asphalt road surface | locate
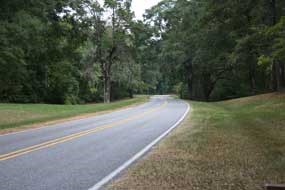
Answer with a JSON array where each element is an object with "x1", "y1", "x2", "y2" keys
[{"x1": 0, "y1": 95, "x2": 189, "y2": 190}]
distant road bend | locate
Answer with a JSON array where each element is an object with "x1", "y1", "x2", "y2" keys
[{"x1": 0, "y1": 95, "x2": 189, "y2": 190}]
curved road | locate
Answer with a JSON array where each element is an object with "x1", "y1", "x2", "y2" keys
[{"x1": 0, "y1": 96, "x2": 189, "y2": 190}]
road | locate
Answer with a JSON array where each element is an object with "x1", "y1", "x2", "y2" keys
[{"x1": 0, "y1": 96, "x2": 189, "y2": 190}]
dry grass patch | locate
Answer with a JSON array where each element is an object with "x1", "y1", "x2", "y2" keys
[{"x1": 108, "y1": 93, "x2": 285, "y2": 190}]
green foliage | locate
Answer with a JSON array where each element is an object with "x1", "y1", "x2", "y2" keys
[
  {"x1": 141, "y1": 0, "x2": 285, "y2": 100},
  {"x1": 267, "y1": 16, "x2": 285, "y2": 60},
  {"x1": 1, "y1": 0, "x2": 284, "y2": 103},
  {"x1": 0, "y1": 0, "x2": 142, "y2": 104},
  {"x1": 174, "y1": 82, "x2": 188, "y2": 99}
]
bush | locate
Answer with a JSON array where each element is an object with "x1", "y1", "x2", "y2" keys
[{"x1": 174, "y1": 82, "x2": 189, "y2": 99}]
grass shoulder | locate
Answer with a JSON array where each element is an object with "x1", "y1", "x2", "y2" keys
[
  {"x1": 109, "y1": 93, "x2": 285, "y2": 190},
  {"x1": 0, "y1": 95, "x2": 149, "y2": 134}
]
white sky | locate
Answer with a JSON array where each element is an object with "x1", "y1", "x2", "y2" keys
[
  {"x1": 131, "y1": 0, "x2": 162, "y2": 20},
  {"x1": 98, "y1": 0, "x2": 162, "y2": 20}
]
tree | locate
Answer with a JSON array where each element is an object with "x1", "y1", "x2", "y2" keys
[
  {"x1": 0, "y1": 0, "x2": 91, "y2": 103},
  {"x1": 142, "y1": 0, "x2": 285, "y2": 100}
]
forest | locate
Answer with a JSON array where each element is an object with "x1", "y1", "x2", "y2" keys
[{"x1": 1, "y1": 0, "x2": 285, "y2": 104}]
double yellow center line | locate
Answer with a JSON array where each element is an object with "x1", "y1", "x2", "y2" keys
[{"x1": 0, "y1": 101, "x2": 168, "y2": 161}]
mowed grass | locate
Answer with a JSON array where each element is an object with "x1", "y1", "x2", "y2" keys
[
  {"x1": 0, "y1": 95, "x2": 148, "y2": 131},
  {"x1": 109, "y1": 93, "x2": 285, "y2": 190}
]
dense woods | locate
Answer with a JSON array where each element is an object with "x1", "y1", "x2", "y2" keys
[
  {"x1": 146, "y1": 0, "x2": 285, "y2": 101},
  {"x1": 0, "y1": 0, "x2": 142, "y2": 104},
  {"x1": 0, "y1": 0, "x2": 285, "y2": 104}
]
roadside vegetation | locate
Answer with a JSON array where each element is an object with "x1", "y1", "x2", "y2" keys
[
  {"x1": 0, "y1": 95, "x2": 148, "y2": 132},
  {"x1": 109, "y1": 93, "x2": 285, "y2": 190},
  {"x1": 1, "y1": 1, "x2": 285, "y2": 105},
  {"x1": 1, "y1": 1, "x2": 285, "y2": 188}
]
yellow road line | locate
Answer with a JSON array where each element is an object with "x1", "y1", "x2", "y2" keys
[{"x1": 0, "y1": 101, "x2": 168, "y2": 161}]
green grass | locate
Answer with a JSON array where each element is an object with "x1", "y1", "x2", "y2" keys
[
  {"x1": 109, "y1": 93, "x2": 285, "y2": 190},
  {"x1": 0, "y1": 95, "x2": 148, "y2": 130}
]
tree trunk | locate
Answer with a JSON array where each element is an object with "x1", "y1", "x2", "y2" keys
[
  {"x1": 270, "y1": 0, "x2": 277, "y2": 24},
  {"x1": 185, "y1": 59, "x2": 193, "y2": 99},
  {"x1": 204, "y1": 81, "x2": 216, "y2": 102},
  {"x1": 103, "y1": 73, "x2": 111, "y2": 103},
  {"x1": 205, "y1": 88, "x2": 212, "y2": 102},
  {"x1": 249, "y1": 65, "x2": 257, "y2": 94},
  {"x1": 128, "y1": 88, "x2": 133, "y2": 98},
  {"x1": 202, "y1": 73, "x2": 214, "y2": 102},
  {"x1": 270, "y1": 0, "x2": 280, "y2": 91},
  {"x1": 272, "y1": 60, "x2": 284, "y2": 91},
  {"x1": 280, "y1": 62, "x2": 285, "y2": 89}
]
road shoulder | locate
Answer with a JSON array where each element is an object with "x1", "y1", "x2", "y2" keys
[{"x1": 0, "y1": 96, "x2": 148, "y2": 135}]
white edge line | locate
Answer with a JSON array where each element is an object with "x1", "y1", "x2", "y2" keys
[{"x1": 88, "y1": 101, "x2": 190, "y2": 190}]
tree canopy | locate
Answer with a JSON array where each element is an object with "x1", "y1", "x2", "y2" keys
[
  {"x1": 142, "y1": 0, "x2": 285, "y2": 100},
  {"x1": 0, "y1": 0, "x2": 284, "y2": 103}
]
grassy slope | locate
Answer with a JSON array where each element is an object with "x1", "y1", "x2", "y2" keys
[
  {"x1": 0, "y1": 95, "x2": 148, "y2": 130},
  {"x1": 109, "y1": 93, "x2": 285, "y2": 190}
]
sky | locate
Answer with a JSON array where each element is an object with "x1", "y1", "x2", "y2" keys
[
  {"x1": 131, "y1": 0, "x2": 162, "y2": 20},
  {"x1": 98, "y1": 0, "x2": 162, "y2": 20}
]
